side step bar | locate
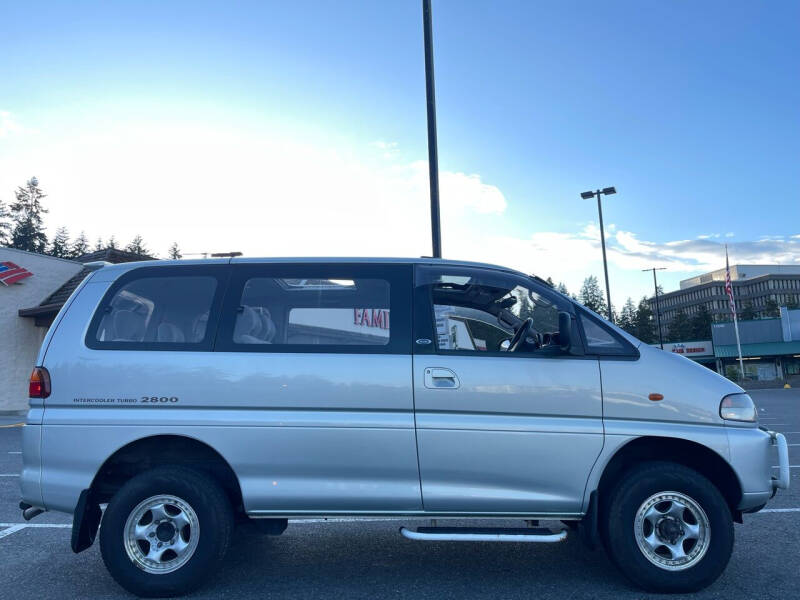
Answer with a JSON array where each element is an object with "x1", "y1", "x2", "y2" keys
[{"x1": 399, "y1": 526, "x2": 567, "y2": 543}]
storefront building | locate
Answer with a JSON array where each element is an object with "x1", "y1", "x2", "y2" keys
[
  {"x1": 653, "y1": 340, "x2": 716, "y2": 369},
  {"x1": 711, "y1": 307, "x2": 800, "y2": 382},
  {"x1": 0, "y1": 248, "x2": 83, "y2": 414}
]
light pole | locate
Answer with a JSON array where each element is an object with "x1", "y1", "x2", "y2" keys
[
  {"x1": 643, "y1": 267, "x2": 666, "y2": 348},
  {"x1": 422, "y1": 0, "x2": 442, "y2": 258},
  {"x1": 581, "y1": 187, "x2": 616, "y2": 322}
]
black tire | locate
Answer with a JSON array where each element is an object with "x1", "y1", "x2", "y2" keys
[
  {"x1": 601, "y1": 461, "x2": 733, "y2": 593},
  {"x1": 99, "y1": 466, "x2": 234, "y2": 598}
]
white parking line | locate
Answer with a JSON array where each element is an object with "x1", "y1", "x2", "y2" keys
[
  {"x1": 0, "y1": 525, "x2": 26, "y2": 539},
  {"x1": 7, "y1": 451, "x2": 21, "y2": 454},
  {"x1": 0, "y1": 474, "x2": 19, "y2": 477},
  {"x1": 772, "y1": 465, "x2": 800, "y2": 468},
  {"x1": 0, "y1": 523, "x2": 71, "y2": 528},
  {"x1": 757, "y1": 508, "x2": 800, "y2": 513}
]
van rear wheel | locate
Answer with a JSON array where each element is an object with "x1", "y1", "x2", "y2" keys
[
  {"x1": 99, "y1": 466, "x2": 233, "y2": 597},
  {"x1": 602, "y1": 461, "x2": 733, "y2": 593}
]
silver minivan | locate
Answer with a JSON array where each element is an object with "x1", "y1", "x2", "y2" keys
[{"x1": 19, "y1": 257, "x2": 790, "y2": 597}]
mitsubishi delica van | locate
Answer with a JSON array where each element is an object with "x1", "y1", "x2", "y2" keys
[{"x1": 19, "y1": 257, "x2": 790, "y2": 597}]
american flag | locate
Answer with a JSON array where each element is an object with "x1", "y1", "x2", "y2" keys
[
  {"x1": 0, "y1": 261, "x2": 34, "y2": 286},
  {"x1": 725, "y1": 247, "x2": 736, "y2": 317}
]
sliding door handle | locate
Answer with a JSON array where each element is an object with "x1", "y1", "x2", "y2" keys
[{"x1": 424, "y1": 368, "x2": 460, "y2": 389}]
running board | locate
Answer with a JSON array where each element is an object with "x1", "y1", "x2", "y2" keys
[{"x1": 399, "y1": 526, "x2": 567, "y2": 543}]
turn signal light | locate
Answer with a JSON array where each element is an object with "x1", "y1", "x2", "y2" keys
[{"x1": 29, "y1": 367, "x2": 51, "y2": 399}]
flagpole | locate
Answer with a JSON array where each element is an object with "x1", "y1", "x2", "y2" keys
[
  {"x1": 726, "y1": 245, "x2": 746, "y2": 380},
  {"x1": 732, "y1": 304, "x2": 745, "y2": 381}
]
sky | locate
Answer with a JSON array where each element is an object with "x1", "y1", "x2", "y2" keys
[{"x1": 1, "y1": 0, "x2": 799, "y2": 307}]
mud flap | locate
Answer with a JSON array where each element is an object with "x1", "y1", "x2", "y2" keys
[
  {"x1": 578, "y1": 490, "x2": 600, "y2": 550},
  {"x1": 71, "y1": 489, "x2": 101, "y2": 553}
]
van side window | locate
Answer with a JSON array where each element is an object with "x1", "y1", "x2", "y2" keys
[
  {"x1": 416, "y1": 265, "x2": 569, "y2": 355},
  {"x1": 578, "y1": 312, "x2": 627, "y2": 354},
  {"x1": 233, "y1": 277, "x2": 391, "y2": 346},
  {"x1": 95, "y1": 276, "x2": 217, "y2": 344}
]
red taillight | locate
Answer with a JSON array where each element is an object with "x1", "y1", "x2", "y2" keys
[{"x1": 29, "y1": 367, "x2": 51, "y2": 399}]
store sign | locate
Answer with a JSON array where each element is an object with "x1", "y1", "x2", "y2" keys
[
  {"x1": 658, "y1": 341, "x2": 713, "y2": 357},
  {"x1": 0, "y1": 261, "x2": 33, "y2": 286},
  {"x1": 353, "y1": 308, "x2": 390, "y2": 330}
]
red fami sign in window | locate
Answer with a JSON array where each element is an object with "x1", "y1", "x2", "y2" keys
[
  {"x1": 353, "y1": 308, "x2": 390, "y2": 329},
  {"x1": 0, "y1": 262, "x2": 33, "y2": 285}
]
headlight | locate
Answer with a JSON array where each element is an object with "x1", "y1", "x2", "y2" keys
[{"x1": 720, "y1": 393, "x2": 757, "y2": 422}]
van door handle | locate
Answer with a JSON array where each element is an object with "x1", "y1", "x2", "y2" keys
[{"x1": 424, "y1": 368, "x2": 460, "y2": 389}]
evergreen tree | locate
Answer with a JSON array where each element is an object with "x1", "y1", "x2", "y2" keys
[
  {"x1": 689, "y1": 304, "x2": 713, "y2": 340},
  {"x1": 515, "y1": 292, "x2": 536, "y2": 320},
  {"x1": 618, "y1": 298, "x2": 637, "y2": 335},
  {"x1": 556, "y1": 282, "x2": 569, "y2": 297},
  {"x1": 71, "y1": 231, "x2": 90, "y2": 257},
  {"x1": 94, "y1": 237, "x2": 104, "y2": 251},
  {"x1": 0, "y1": 200, "x2": 11, "y2": 246},
  {"x1": 740, "y1": 302, "x2": 756, "y2": 320},
  {"x1": 578, "y1": 276, "x2": 607, "y2": 315},
  {"x1": 125, "y1": 235, "x2": 149, "y2": 255},
  {"x1": 545, "y1": 276, "x2": 555, "y2": 288},
  {"x1": 49, "y1": 226, "x2": 71, "y2": 258},
  {"x1": 168, "y1": 242, "x2": 182, "y2": 260},
  {"x1": 668, "y1": 309, "x2": 693, "y2": 342},
  {"x1": 763, "y1": 297, "x2": 780, "y2": 318},
  {"x1": 633, "y1": 297, "x2": 656, "y2": 343},
  {"x1": 9, "y1": 177, "x2": 48, "y2": 253},
  {"x1": 107, "y1": 235, "x2": 118, "y2": 249}
]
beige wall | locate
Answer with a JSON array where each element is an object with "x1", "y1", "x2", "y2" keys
[{"x1": 0, "y1": 248, "x2": 83, "y2": 413}]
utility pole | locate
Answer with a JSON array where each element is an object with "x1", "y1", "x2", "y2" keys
[
  {"x1": 422, "y1": 0, "x2": 442, "y2": 258},
  {"x1": 580, "y1": 187, "x2": 617, "y2": 322},
  {"x1": 643, "y1": 267, "x2": 666, "y2": 348}
]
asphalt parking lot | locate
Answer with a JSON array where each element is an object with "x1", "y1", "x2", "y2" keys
[{"x1": 1, "y1": 388, "x2": 798, "y2": 599}]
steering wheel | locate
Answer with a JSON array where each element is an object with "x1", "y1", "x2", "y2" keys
[{"x1": 507, "y1": 318, "x2": 534, "y2": 352}]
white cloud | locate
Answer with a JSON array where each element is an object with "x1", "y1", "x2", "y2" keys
[
  {"x1": 0, "y1": 127, "x2": 507, "y2": 261},
  {"x1": 0, "y1": 111, "x2": 23, "y2": 138},
  {"x1": 369, "y1": 140, "x2": 399, "y2": 159},
  {"x1": 0, "y1": 120, "x2": 795, "y2": 308}
]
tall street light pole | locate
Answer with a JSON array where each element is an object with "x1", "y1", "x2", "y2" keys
[
  {"x1": 581, "y1": 187, "x2": 616, "y2": 322},
  {"x1": 643, "y1": 267, "x2": 666, "y2": 349},
  {"x1": 422, "y1": 0, "x2": 442, "y2": 258}
]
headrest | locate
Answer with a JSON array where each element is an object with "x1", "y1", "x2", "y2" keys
[{"x1": 113, "y1": 310, "x2": 146, "y2": 341}]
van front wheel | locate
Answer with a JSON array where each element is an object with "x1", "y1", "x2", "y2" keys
[
  {"x1": 602, "y1": 461, "x2": 733, "y2": 593},
  {"x1": 99, "y1": 466, "x2": 233, "y2": 597}
]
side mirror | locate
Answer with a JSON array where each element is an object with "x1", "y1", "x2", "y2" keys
[{"x1": 558, "y1": 311, "x2": 572, "y2": 352}]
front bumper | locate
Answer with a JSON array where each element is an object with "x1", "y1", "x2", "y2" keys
[
  {"x1": 769, "y1": 430, "x2": 790, "y2": 492},
  {"x1": 727, "y1": 426, "x2": 790, "y2": 511}
]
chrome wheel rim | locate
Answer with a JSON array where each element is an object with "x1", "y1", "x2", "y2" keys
[
  {"x1": 124, "y1": 494, "x2": 200, "y2": 574},
  {"x1": 634, "y1": 491, "x2": 710, "y2": 571}
]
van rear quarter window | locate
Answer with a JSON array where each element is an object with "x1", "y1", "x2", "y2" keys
[{"x1": 86, "y1": 266, "x2": 228, "y2": 351}]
